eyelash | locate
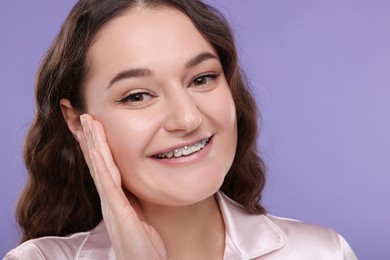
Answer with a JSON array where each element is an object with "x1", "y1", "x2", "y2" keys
[
  {"x1": 190, "y1": 73, "x2": 219, "y2": 88},
  {"x1": 117, "y1": 90, "x2": 153, "y2": 104},
  {"x1": 117, "y1": 73, "x2": 219, "y2": 104}
]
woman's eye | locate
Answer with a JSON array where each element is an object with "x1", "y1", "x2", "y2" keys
[
  {"x1": 190, "y1": 74, "x2": 218, "y2": 88},
  {"x1": 118, "y1": 91, "x2": 152, "y2": 103}
]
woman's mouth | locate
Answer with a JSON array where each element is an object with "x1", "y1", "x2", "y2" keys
[{"x1": 152, "y1": 137, "x2": 210, "y2": 159}]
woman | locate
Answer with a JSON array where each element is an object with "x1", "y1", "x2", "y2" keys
[{"x1": 5, "y1": 0, "x2": 357, "y2": 259}]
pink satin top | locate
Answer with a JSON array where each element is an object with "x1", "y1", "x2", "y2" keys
[{"x1": 4, "y1": 192, "x2": 357, "y2": 259}]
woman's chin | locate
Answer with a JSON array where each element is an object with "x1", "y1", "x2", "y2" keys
[{"x1": 133, "y1": 184, "x2": 222, "y2": 208}]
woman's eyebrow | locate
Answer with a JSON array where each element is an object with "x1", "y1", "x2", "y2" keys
[
  {"x1": 107, "y1": 68, "x2": 152, "y2": 89},
  {"x1": 185, "y1": 52, "x2": 218, "y2": 69},
  {"x1": 107, "y1": 52, "x2": 218, "y2": 89}
]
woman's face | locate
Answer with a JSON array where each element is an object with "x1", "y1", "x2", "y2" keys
[{"x1": 83, "y1": 6, "x2": 237, "y2": 206}]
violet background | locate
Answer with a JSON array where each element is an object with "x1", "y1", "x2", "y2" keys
[{"x1": 1, "y1": 1, "x2": 389, "y2": 259}]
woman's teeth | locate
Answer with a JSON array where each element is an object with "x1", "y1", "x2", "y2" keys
[{"x1": 153, "y1": 138, "x2": 210, "y2": 159}]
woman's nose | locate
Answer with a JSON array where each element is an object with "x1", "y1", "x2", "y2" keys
[{"x1": 163, "y1": 89, "x2": 202, "y2": 134}]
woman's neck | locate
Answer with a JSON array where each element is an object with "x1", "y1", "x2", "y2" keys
[{"x1": 139, "y1": 194, "x2": 225, "y2": 260}]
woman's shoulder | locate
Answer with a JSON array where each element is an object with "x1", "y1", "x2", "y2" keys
[
  {"x1": 265, "y1": 215, "x2": 357, "y2": 259},
  {"x1": 4, "y1": 232, "x2": 89, "y2": 260},
  {"x1": 4, "y1": 222, "x2": 113, "y2": 260},
  {"x1": 267, "y1": 214, "x2": 340, "y2": 240},
  {"x1": 216, "y1": 192, "x2": 357, "y2": 259}
]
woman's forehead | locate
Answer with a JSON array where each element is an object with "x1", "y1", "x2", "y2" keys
[{"x1": 85, "y1": 6, "x2": 217, "y2": 79}]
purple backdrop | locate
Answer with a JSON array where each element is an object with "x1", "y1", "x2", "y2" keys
[{"x1": 1, "y1": 1, "x2": 389, "y2": 258}]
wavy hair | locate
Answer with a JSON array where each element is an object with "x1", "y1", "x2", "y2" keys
[{"x1": 17, "y1": 0, "x2": 266, "y2": 243}]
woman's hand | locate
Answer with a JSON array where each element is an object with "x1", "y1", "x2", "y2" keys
[{"x1": 77, "y1": 114, "x2": 167, "y2": 260}]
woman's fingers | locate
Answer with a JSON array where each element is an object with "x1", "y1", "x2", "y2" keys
[
  {"x1": 89, "y1": 149, "x2": 135, "y2": 218},
  {"x1": 77, "y1": 114, "x2": 167, "y2": 259},
  {"x1": 76, "y1": 130, "x2": 94, "y2": 176},
  {"x1": 76, "y1": 128, "x2": 102, "y2": 191},
  {"x1": 77, "y1": 115, "x2": 95, "y2": 179},
  {"x1": 89, "y1": 119, "x2": 121, "y2": 187},
  {"x1": 80, "y1": 114, "x2": 95, "y2": 150},
  {"x1": 80, "y1": 114, "x2": 121, "y2": 187},
  {"x1": 79, "y1": 114, "x2": 129, "y2": 215}
]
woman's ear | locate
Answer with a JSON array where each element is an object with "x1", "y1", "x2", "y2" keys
[{"x1": 60, "y1": 98, "x2": 82, "y2": 136}]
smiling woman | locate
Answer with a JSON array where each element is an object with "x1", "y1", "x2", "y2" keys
[
  {"x1": 4, "y1": 0, "x2": 357, "y2": 259},
  {"x1": 66, "y1": 6, "x2": 238, "y2": 207}
]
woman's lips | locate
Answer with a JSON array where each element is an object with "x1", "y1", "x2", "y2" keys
[
  {"x1": 150, "y1": 136, "x2": 214, "y2": 165},
  {"x1": 152, "y1": 137, "x2": 210, "y2": 159}
]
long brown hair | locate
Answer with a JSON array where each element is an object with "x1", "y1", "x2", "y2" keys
[{"x1": 17, "y1": 0, "x2": 266, "y2": 243}]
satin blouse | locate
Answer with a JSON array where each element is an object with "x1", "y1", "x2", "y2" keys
[{"x1": 4, "y1": 192, "x2": 357, "y2": 259}]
